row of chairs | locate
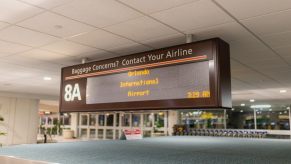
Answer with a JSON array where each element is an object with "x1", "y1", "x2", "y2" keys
[{"x1": 174, "y1": 129, "x2": 268, "y2": 138}]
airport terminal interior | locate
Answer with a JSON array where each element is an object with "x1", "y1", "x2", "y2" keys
[{"x1": 1, "y1": 0, "x2": 291, "y2": 163}]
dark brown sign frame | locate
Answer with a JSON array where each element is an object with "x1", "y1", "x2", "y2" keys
[{"x1": 59, "y1": 38, "x2": 231, "y2": 112}]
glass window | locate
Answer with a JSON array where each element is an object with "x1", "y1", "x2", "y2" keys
[
  {"x1": 98, "y1": 115, "x2": 105, "y2": 126},
  {"x1": 106, "y1": 129, "x2": 114, "y2": 139},
  {"x1": 121, "y1": 113, "x2": 130, "y2": 127},
  {"x1": 90, "y1": 129, "x2": 96, "y2": 138},
  {"x1": 98, "y1": 129, "x2": 104, "y2": 139},
  {"x1": 53, "y1": 118, "x2": 58, "y2": 125},
  {"x1": 256, "y1": 110, "x2": 290, "y2": 130},
  {"x1": 115, "y1": 113, "x2": 120, "y2": 127},
  {"x1": 89, "y1": 114, "x2": 96, "y2": 126},
  {"x1": 154, "y1": 112, "x2": 164, "y2": 128},
  {"x1": 80, "y1": 129, "x2": 87, "y2": 138},
  {"x1": 63, "y1": 114, "x2": 71, "y2": 125},
  {"x1": 106, "y1": 114, "x2": 114, "y2": 126},
  {"x1": 81, "y1": 115, "x2": 88, "y2": 126},
  {"x1": 143, "y1": 130, "x2": 151, "y2": 138},
  {"x1": 115, "y1": 130, "x2": 119, "y2": 139},
  {"x1": 143, "y1": 114, "x2": 153, "y2": 127},
  {"x1": 226, "y1": 109, "x2": 254, "y2": 129},
  {"x1": 41, "y1": 117, "x2": 46, "y2": 125},
  {"x1": 47, "y1": 117, "x2": 52, "y2": 125},
  {"x1": 132, "y1": 114, "x2": 141, "y2": 127}
]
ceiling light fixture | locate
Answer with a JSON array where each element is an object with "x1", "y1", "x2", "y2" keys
[
  {"x1": 280, "y1": 90, "x2": 287, "y2": 93},
  {"x1": 250, "y1": 105, "x2": 271, "y2": 109},
  {"x1": 240, "y1": 103, "x2": 245, "y2": 107},
  {"x1": 43, "y1": 77, "x2": 52, "y2": 81},
  {"x1": 250, "y1": 99, "x2": 255, "y2": 102}
]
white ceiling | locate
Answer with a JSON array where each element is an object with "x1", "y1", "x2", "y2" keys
[{"x1": 0, "y1": 0, "x2": 291, "y2": 107}]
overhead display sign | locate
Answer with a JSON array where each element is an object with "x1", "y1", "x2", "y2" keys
[{"x1": 60, "y1": 38, "x2": 231, "y2": 112}]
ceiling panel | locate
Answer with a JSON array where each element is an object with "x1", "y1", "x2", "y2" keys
[
  {"x1": 18, "y1": 12, "x2": 96, "y2": 38},
  {"x1": 40, "y1": 40, "x2": 101, "y2": 57},
  {"x1": 273, "y1": 45, "x2": 291, "y2": 57},
  {"x1": 141, "y1": 33, "x2": 185, "y2": 49},
  {"x1": 186, "y1": 22, "x2": 253, "y2": 43},
  {"x1": 53, "y1": 0, "x2": 142, "y2": 28},
  {"x1": 69, "y1": 29, "x2": 135, "y2": 50},
  {"x1": 231, "y1": 78, "x2": 256, "y2": 91},
  {"x1": 229, "y1": 36, "x2": 267, "y2": 53},
  {"x1": 18, "y1": 49, "x2": 71, "y2": 62},
  {"x1": 262, "y1": 31, "x2": 291, "y2": 48},
  {"x1": 231, "y1": 49, "x2": 279, "y2": 63},
  {"x1": 20, "y1": 0, "x2": 73, "y2": 9},
  {"x1": 72, "y1": 49, "x2": 114, "y2": 61},
  {"x1": 0, "y1": 0, "x2": 43, "y2": 23},
  {"x1": 105, "y1": 16, "x2": 179, "y2": 42},
  {"x1": 0, "y1": 40, "x2": 31, "y2": 55},
  {"x1": 243, "y1": 58, "x2": 288, "y2": 70},
  {"x1": 1, "y1": 55, "x2": 63, "y2": 73},
  {"x1": 0, "y1": 21, "x2": 9, "y2": 29},
  {"x1": 108, "y1": 42, "x2": 152, "y2": 56},
  {"x1": 216, "y1": 0, "x2": 291, "y2": 19},
  {"x1": 119, "y1": 0, "x2": 198, "y2": 14},
  {"x1": 0, "y1": 25, "x2": 58, "y2": 47},
  {"x1": 151, "y1": 0, "x2": 233, "y2": 31},
  {"x1": 242, "y1": 9, "x2": 291, "y2": 36}
]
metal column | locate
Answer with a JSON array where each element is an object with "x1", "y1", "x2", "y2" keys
[{"x1": 254, "y1": 109, "x2": 257, "y2": 129}]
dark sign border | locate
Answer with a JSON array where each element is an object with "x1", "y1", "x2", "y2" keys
[{"x1": 59, "y1": 38, "x2": 231, "y2": 112}]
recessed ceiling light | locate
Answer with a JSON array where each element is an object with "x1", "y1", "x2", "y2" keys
[
  {"x1": 231, "y1": 108, "x2": 235, "y2": 111},
  {"x1": 240, "y1": 110, "x2": 243, "y2": 113},
  {"x1": 280, "y1": 90, "x2": 287, "y2": 93},
  {"x1": 240, "y1": 103, "x2": 245, "y2": 107},
  {"x1": 250, "y1": 99, "x2": 255, "y2": 102},
  {"x1": 43, "y1": 77, "x2": 52, "y2": 81}
]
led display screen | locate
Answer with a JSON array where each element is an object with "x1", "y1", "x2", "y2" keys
[{"x1": 60, "y1": 38, "x2": 231, "y2": 112}]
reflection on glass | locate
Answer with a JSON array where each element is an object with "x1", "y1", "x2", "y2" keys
[
  {"x1": 98, "y1": 129, "x2": 104, "y2": 139},
  {"x1": 81, "y1": 115, "x2": 88, "y2": 126},
  {"x1": 89, "y1": 114, "x2": 96, "y2": 126},
  {"x1": 143, "y1": 114, "x2": 153, "y2": 127},
  {"x1": 98, "y1": 115, "x2": 105, "y2": 126},
  {"x1": 143, "y1": 130, "x2": 151, "y2": 137},
  {"x1": 106, "y1": 114, "x2": 114, "y2": 126},
  {"x1": 53, "y1": 118, "x2": 58, "y2": 124},
  {"x1": 115, "y1": 130, "x2": 119, "y2": 139},
  {"x1": 227, "y1": 109, "x2": 254, "y2": 129},
  {"x1": 116, "y1": 113, "x2": 120, "y2": 127},
  {"x1": 90, "y1": 129, "x2": 96, "y2": 138},
  {"x1": 121, "y1": 113, "x2": 130, "y2": 127},
  {"x1": 80, "y1": 129, "x2": 87, "y2": 138},
  {"x1": 41, "y1": 117, "x2": 46, "y2": 125},
  {"x1": 256, "y1": 110, "x2": 290, "y2": 130},
  {"x1": 154, "y1": 112, "x2": 164, "y2": 128},
  {"x1": 64, "y1": 115, "x2": 71, "y2": 125},
  {"x1": 132, "y1": 114, "x2": 141, "y2": 127},
  {"x1": 47, "y1": 117, "x2": 52, "y2": 125},
  {"x1": 106, "y1": 129, "x2": 113, "y2": 139},
  {"x1": 179, "y1": 110, "x2": 225, "y2": 129}
]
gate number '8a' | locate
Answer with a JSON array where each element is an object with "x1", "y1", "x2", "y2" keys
[{"x1": 64, "y1": 83, "x2": 82, "y2": 101}]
